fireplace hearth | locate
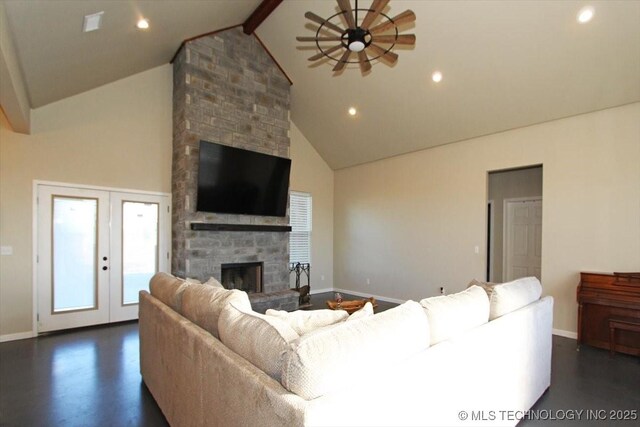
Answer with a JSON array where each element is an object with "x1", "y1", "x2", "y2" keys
[{"x1": 221, "y1": 262, "x2": 263, "y2": 294}]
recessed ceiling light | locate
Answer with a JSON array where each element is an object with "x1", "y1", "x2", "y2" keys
[
  {"x1": 348, "y1": 107, "x2": 357, "y2": 116},
  {"x1": 432, "y1": 71, "x2": 443, "y2": 83},
  {"x1": 577, "y1": 6, "x2": 594, "y2": 23},
  {"x1": 83, "y1": 11, "x2": 104, "y2": 33},
  {"x1": 137, "y1": 18, "x2": 150, "y2": 30}
]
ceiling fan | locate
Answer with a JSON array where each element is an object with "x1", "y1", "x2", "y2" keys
[{"x1": 296, "y1": 0, "x2": 416, "y2": 73}]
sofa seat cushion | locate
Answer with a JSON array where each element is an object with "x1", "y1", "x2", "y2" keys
[
  {"x1": 281, "y1": 301, "x2": 429, "y2": 400},
  {"x1": 420, "y1": 285, "x2": 489, "y2": 345},
  {"x1": 149, "y1": 272, "x2": 191, "y2": 312},
  {"x1": 181, "y1": 283, "x2": 251, "y2": 339},
  {"x1": 265, "y1": 308, "x2": 348, "y2": 335},
  {"x1": 219, "y1": 302, "x2": 300, "y2": 381},
  {"x1": 489, "y1": 276, "x2": 542, "y2": 320}
]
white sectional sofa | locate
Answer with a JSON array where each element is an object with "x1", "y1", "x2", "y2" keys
[{"x1": 139, "y1": 273, "x2": 553, "y2": 427}]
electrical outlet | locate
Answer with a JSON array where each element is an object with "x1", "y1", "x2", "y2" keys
[
  {"x1": 321, "y1": 275, "x2": 325, "y2": 281},
  {"x1": 440, "y1": 286, "x2": 446, "y2": 295},
  {"x1": 366, "y1": 278, "x2": 371, "y2": 285}
]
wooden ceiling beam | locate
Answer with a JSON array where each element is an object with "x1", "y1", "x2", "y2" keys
[{"x1": 243, "y1": 0, "x2": 283, "y2": 35}]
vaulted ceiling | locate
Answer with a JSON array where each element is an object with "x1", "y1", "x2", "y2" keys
[{"x1": 2, "y1": 0, "x2": 639, "y2": 169}]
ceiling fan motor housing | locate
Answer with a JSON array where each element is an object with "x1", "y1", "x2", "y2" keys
[{"x1": 346, "y1": 27, "x2": 371, "y2": 52}]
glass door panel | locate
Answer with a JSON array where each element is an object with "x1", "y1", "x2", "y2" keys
[
  {"x1": 37, "y1": 186, "x2": 110, "y2": 332},
  {"x1": 110, "y1": 192, "x2": 169, "y2": 322},
  {"x1": 122, "y1": 202, "x2": 159, "y2": 305},
  {"x1": 52, "y1": 197, "x2": 98, "y2": 312}
]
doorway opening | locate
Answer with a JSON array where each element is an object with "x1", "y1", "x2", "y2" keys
[{"x1": 487, "y1": 165, "x2": 543, "y2": 283}]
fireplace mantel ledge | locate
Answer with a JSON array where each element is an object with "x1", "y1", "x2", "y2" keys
[{"x1": 190, "y1": 223, "x2": 292, "y2": 232}]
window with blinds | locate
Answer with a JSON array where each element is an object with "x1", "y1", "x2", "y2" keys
[{"x1": 289, "y1": 192, "x2": 312, "y2": 264}]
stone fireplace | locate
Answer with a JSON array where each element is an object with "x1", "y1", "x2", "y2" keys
[{"x1": 171, "y1": 27, "x2": 298, "y2": 312}]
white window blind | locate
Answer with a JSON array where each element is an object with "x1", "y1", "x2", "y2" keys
[{"x1": 289, "y1": 192, "x2": 312, "y2": 264}]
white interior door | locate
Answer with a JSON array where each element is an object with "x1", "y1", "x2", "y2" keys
[
  {"x1": 109, "y1": 193, "x2": 169, "y2": 322},
  {"x1": 503, "y1": 198, "x2": 542, "y2": 282},
  {"x1": 37, "y1": 184, "x2": 170, "y2": 332},
  {"x1": 37, "y1": 186, "x2": 111, "y2": 332}
]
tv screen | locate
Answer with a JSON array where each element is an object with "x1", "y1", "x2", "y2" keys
[{"x1": 196, "y1": 141, "x2": 291, "y2": 217}]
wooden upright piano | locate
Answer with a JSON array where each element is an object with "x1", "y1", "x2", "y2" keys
[{"x1": 577, "y1": 272, "x2": 640, "y2": 356}]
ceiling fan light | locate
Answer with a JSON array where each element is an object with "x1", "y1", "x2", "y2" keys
[
  {"x1": 136, "y1": 18, "x2": 150, "y2": 30},
  {"x1": 349, "y1": 41, "x2": 366, "y2": 52},
  {"x1": 577, "y1": 6, "x2": 594, "y2": 23}
]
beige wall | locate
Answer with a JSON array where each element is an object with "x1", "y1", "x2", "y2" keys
[
  {"x1": 289, "y1": 121, "x2": 334, "y2": 292},
  {"x1": 488, "y1": 166, "x2": 543, "y2": 281},
  {"x1": 334, "y1": 103, "x2": 640, "y2": 334},
  {"x1": 0, "y1": 65, "x2": 173, "y2": 337}
]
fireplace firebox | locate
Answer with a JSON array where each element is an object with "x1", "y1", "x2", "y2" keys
[{"x1": 221, "y1": 262, "x2": 263, "y2": 294}]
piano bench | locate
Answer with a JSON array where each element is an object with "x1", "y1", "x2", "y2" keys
[{"x1": 608, "y1": 318, "x2": 640, "y2": 356}]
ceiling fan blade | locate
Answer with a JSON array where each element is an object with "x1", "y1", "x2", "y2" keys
[
  {"x1": 333, "y1": 49, "x2": 352, "y2": 72},
  {"x1": 297, "y1": 36, "x2": 343, "y2": 42},
  {"x1": 370, "y1": 10, "x2": 416, "y2": 34},
  {"x1": 337, "y1": 0, "x2": 356, "y2": 29},
  {"x1": 367, "y1": 44, "x2": 398, "y2": 63},
  {"x1": 308, "y1": 45, "x2": 344, "y2": 61},
  {"x1": 371, "y1": 34, "x2": 416, "y2": 45},
  {"x1": 358, "y1": 50, "x2": 372, "y2": 73},
  {"x1": 305, "y1": 11, "x2": 344, "y2": 34},
  {"x1": 360, "y1": 0, "x2": 390, "y2": 30}
]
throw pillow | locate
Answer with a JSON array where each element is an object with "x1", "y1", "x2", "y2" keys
[
  {"x1": 489, "y1": 276, "x2": 542, "y2": 320},
  {"x1": 265, "y1": 308, "x2": 348, "y2": 335},
  {"x1": 346, "y1": 302, "x2": 374, "y2": 321},
  {"x1": 219, "y1": 302, "x2": 300, "y2": 381},
  {"x1": 203, "y1": 276, "x2": 224, "y2": 288},
  {"x1": 420, "y1": 285, "x2": 490, "y2": 345}
]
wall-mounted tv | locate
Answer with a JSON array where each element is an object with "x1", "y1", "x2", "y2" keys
[{"x1": 196, "y1": 141, "x2": 291, "y2": 217}]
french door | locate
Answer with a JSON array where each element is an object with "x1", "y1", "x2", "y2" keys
[{"x1": 36, "y1": 183, "x2": 170, "y2": 332}]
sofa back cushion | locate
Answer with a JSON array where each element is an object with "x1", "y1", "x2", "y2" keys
[
  {"x1": 265, "y1": 308, "x2": 348, "y2": 335},
  {"x1": 281, "y1": 301, "x2": 429, "y2": 400},
  {"x1": 219, "y1": 302, "x2": 300, "y2": 381},
  {"x1": 489, "y1": 276, "x2": 542, "y2": 320},
  {"x1": 420, "y1": 285, "x2": 489, "y2": 345},
  {"x1": 149, "y1": 272, "x2": 191, "y2": 312},
  {"x1": 181, "y1": 283, "x2": 251, "y2": 339}
]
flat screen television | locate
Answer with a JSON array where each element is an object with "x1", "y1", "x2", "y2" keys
[{"x1": 196, "y1": 140, "x2": 291, "y2": 217}]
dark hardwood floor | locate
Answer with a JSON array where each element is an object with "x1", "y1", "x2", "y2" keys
[{"x1": 1, "y1": 292, "x2": 638, "y2": 426}]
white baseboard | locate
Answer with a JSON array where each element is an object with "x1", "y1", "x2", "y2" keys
[
  {"x1": 553, "y1": 328, "x2": 578, "y2": 340},
  {"x1": 0, "y1": 331, "x2": 36, "y2": 343},
  {"x1": 333, "y1": 288, "x2": 406, "y2": 305}
]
